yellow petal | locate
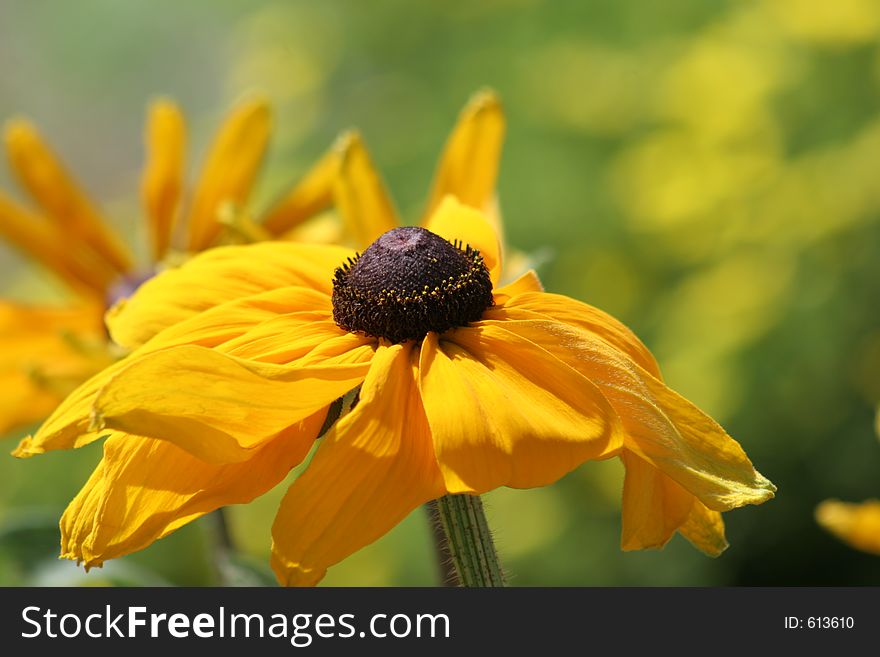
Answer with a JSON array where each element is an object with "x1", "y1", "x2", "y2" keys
[
  {"x1": 271, "y1": 343, "x2": 445, "y2": 586},
  {"x1": 12, "y1": 357, "x2": 125, "y2": 458},
  {"x1": 620, "y1": 450, "x2": 694, "y2": 551},
  {"x1": 679, "y1": 500, "x2": 728, "y2": 557},
  {"x1": 61, "y1": 419, "x2": 321, "y2": 568},
  {"x1": 424, "y1": 89, "x2": 505, "y2": 225},
  {"x1": 185, "y1": 99, "x2": 271, "y2": 251},
  {"x1": 620, "y1": 449, "x2": 727, "y2": 556},
  {"x1": 492, "y1": 268, "x2": 544, "y2": 304},
  {"x1": 0, "y1": 370, "x2": 65, "y2": 436},
  {"x1": 816, "y1": 499, "x2": 880, "y2": 555},
  {"x1": 106, "y1": 242, "x2": 351, "y2": 350},
  {"x1": 423, "y1": 195, "x2": 502, "y2": 287},
  {"x1": 332, "y1": 131, "x2": 400, "y2": 248},
  {"x1": 142, "y1": 286, "x2": 332, "y2": 354},
  {"x1": 419, "y1": 325, "x2": 622, "y2": 494},
  {"x1": 142, "y1": 99, "x2": 186, "y2": 262},
  {"x1": 93, "y1": 343, "x2": 373, "y2": 463},
  {"x1": 483, "y1": 291, "x2": 661, "y2": 377},
  {"x1": 0, "y1": 301, "x2": 106, "y2": 435},
  {"x1": 4, "y1": 118, "x2": 133, "y2": 274},
  {"x1": 0, "y1": 190, "x2": 114, "y2": 296},
  {"x1": 15, "y1": 286, "x2": 337, "y2": 456},
  {"x1": 260, "y1": 131, "x2": 353, "y2": 237},
  {"x1": 490, "y1": 318, "x2": 776, "y2": 510}
]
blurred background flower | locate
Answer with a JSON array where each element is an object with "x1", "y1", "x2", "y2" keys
[{"x1": 1, "y1": 0, "x2": 878, "y2": 586}]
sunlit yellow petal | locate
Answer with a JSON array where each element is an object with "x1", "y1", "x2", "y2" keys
[
  {"x1": 62, "y1": 418, "x2": 322, "y2": 568},
  {"x1": 271, "y1": 343, "x2": 445, "y2": 586},
  {"x1": 4, "y1": 118, "x2": 133, "y2": 274},
  {"x1": 0, "y1": 190, "x2": 114, "y2": 296},
  {"x1": 93, "y1": 343, "x2": 374, "y2": 463},
  {"x1": 816, "y1": 499, "x2": 880, "y2": 555},
  {"x1": 332, "y1": 130, "x2": 399, "y2": 248},
  {"x1": 15, "y1": 286, "x2": 338, "y2": 456},
  {"x1": 492, "y1": 268, "x2": 544, "y2": 304},
  {"x1": 424, "y1": 89, "x2": 505, "y2": 225},
  {"x1": 620, "y1": 449, "x2": 727, "y2": 556},
  {"x1": 261, "y1": 131, "x2": 351, "y2": 237},
  {"x1": 620, "y1": 450, "x2": 693, "y2": 551},
  {"x1": 142, "y1": 286, "x2": 332, "y2": 354},
  {"x1": 679, "y1": 499, "x2": 728, "y2": 557},
  {"x1": 423, "y1": 195, "x2": 502, "y2": 286},
  {"x1": 490, "y1": 319, "x2": 775, "y2": 510},
  {"x1": 106, "y1": 242, "x2": 351, "y2": 350},
  {"x1": 419, "y1": 325, "x2": 622, "y2": 494},
  {"x1": 483, "y1": 291, "x2": 660, "y2": 377},
  {"x1": 142, "y1": 99, "x2": 186, "y2": 262},
  {"x1": 185, "y1": 99, "x2": 271, "y2": 251}
]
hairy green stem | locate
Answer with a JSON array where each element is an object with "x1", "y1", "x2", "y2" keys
[
  {"x1": 434, "y1": 494, "x2": 506, "y2": 587},
  {"x1": 424, "y1": 500, "x2": 461, "y2": 587}
]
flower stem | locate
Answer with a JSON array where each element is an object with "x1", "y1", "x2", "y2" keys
[
  {"x1": 211, "y1": 507, "x2": 235, "y2": 586},
  {"x1": 434, "y1": 494, "x2": 506, "y2": 587},
  {"x1": 424, "y1": 500, "x2": 461, "y2": 587},
  {"x1": 213, "y1": 507, "x2": 235, "y2": 553}
]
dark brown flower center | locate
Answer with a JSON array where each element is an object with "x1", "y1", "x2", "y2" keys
[{"x1": 332, "y1": 226, "x2": 494, "y2": 343}]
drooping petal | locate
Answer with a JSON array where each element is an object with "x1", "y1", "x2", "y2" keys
[
  {"x1": 424, "y1": 89, "x2": 505, "y2": 224},
  {"x1": 142, "y1": 99, "x2": 186, "y2": 262},
  {"x1": 492, "y1": 269, "x2": 544, "y2": 304},
  {"x1": 620, "y1": 450, "x2": 728, "y2": 556},
  {"x1": 0, "y1": 191, "x2": 112, "y2": 296},
  {"x1": 419, "y1": 325, "x2": 622, "y2": 494},
  {"x1": 489, "y1": 318, "x2": 776, "y2": 511},
  {"x1": 271, "y1": 343, "x2": 445, "y2": 586},
  {"x1": 816, "y1": 499, "x2": 880, "y2": 555},
  {"x1": 4, "y1": 118, "x2": 133, "y2": 274},
  {"x1": 483, "y1": 291, "x2": 661, "y2": 377},
  {"x1": 620, "y1": 449, "x2": 694, "y2": 551},
  {"x1": 15, "y1": 286, "x2": 345, "y2": 457},
  {"x1": 92, "y1": 344, "x2": 374, "y2": 463},
  {"x1": 105, "y1": 242, "x2": 351, "y2": 350},
  {"x1": 423, "y1": 195, "x2": 502, "y2": 286},
  {"x1": 331, "y1": 131, "x2": 399, "y2": 248},
  {"x1": 185, "y1": 99, "x2": 271, "y2": 251},
  {"x1": 61, "y1": 417, "x2": 322, "y2": 568},
  {"x1": 679, "y1": 499, "x2": 728, "y2": 557}
]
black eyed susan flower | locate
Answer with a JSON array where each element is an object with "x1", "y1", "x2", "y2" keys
[
  {"x1": 0, "y1": 96, "x2": 335, "y2": 436},
  {"x1": 16, "y1": 196, "x2": 776, "y2": 586}
]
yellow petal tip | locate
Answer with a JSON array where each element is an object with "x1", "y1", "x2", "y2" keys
[
  {"x1": 3, "y1": 117, "x2": 37, "y2": 145},
  {"x1": 466, "y1": 87, "x2": 502, "y2": 113},
  {"x1": 11, "y1": 436, "x2": 40, "y2": 459}
]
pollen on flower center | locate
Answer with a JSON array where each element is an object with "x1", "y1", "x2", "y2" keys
[{"x1": 332, "y1": 226, "x2": 494, "y2": 343}]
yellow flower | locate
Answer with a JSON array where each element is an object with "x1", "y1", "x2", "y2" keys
[
  {"x1": 16, "y1": 195, "x2": 775, "y2": 586},
  {"x1": 815, "y1": 499, "x2": 880, "y2": 555},
  {"x1": 0, "y1": 96, "x2": 312, "y2": 435}
]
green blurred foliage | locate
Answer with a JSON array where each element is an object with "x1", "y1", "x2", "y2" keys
[{"x1": 1, "y1": 0, "x2": 880, "y2": 585}]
